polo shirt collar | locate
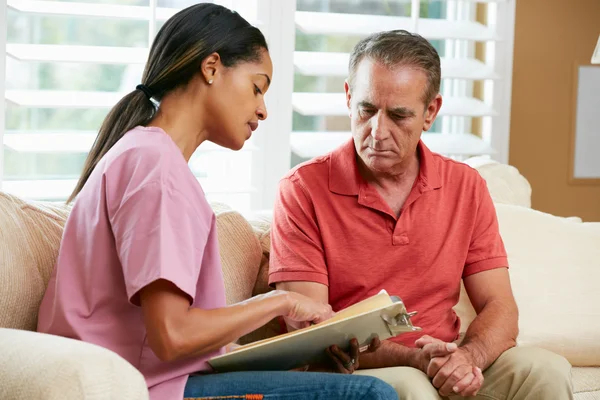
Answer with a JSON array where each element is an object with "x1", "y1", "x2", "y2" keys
[
  {"x1": 329, "y1": 138, "x2": 442, "y2": 196},
  {"x1": 417, "y1": 140, "x2": 442, "y2": 190}
]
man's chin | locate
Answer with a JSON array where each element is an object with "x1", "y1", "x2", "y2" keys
[{"x1": 365, "y1": 158, "x2": 397, "y2": 173}]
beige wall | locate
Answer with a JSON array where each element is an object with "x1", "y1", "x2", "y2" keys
[{"x1": 509, "y1": 0, "x2": 600, "y2": 221}]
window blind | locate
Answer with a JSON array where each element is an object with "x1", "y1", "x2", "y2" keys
[
  {"x1": 289, "y1": 0, "x2": 515, "y2": 164},
  {"x1": 1, "y1": 0, "x2": 265, "y2": 212}
]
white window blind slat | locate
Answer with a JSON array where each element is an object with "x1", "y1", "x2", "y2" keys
[
  {"x1": 294, "y1": 51, "x2": 499, "y2": 80},
  {"x1": 7, "y1": 0, "x2": 178, "y2": 21},
  {"x1": 7, "y1": 44, "x2": 148, "y2": 64},
  {"x1": 6, "y1": 90, "x2": 123, "y2": 108},
  {"x1": 2, "y1": 179, "x2": 257, "y2": 200},
  {"x1": 292, "y1": 93, "x2": 497, "y2": 118},
  {"x1": 4, "y1": 131, "x2": 257, "y2": 153},
  {"x1": 291, "y1": 131, "x2": 495, "y2": 160},
  {"x1": 441, "y1": 57, "x2": 499, "y2": 80},
  {"x1": 295, "y1": 11, "x2": 499, "y2": 41}
]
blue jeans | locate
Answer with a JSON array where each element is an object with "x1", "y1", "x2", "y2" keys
[{"x1": 184, "y1": 371, "x2": 399, "y2": 400}]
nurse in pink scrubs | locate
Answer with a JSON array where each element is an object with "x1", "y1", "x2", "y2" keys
[{"x1": 37, "y1": 3, "x2": 397, "y2": 400}]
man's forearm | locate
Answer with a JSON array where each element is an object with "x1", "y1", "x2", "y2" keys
[
  {"x1": 460, "y1": 299, "x2": 518, "y2": 370},
  {"x1": 358, "y1": 340, "x2": 422, "y2": 370}
]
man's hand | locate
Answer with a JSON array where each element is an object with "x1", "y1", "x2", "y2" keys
[
  {"x1": 309, "y1": 337, "x2": 381, "y2": 374},
  {"x1": 427, "y1": 347, "x2": 484, "y2": 397},
  {"x1": 413, "y1": 335, "x2": 458, "y2": 372},
  {"x1": 325, "y1": 337, "x2": 381, "y2": 374}
]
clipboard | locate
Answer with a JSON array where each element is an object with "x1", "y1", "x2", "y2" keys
[{"x1": 208, "y1": 290, "x2": 421, "y2": 372}]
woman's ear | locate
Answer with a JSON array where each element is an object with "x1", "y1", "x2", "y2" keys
[{"x1": 201, "y1": 52, "x2": 221, "y2": 84}]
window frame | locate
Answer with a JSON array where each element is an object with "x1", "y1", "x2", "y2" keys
[{"x1": 0, "y1": 1, "x2": 6, "y2": 190}]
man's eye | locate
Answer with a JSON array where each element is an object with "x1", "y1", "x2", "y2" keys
[{"x1": 360, "y1": 108, "x2": 375, "y2": 115}]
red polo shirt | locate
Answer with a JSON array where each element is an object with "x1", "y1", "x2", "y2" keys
[{"x1": 269, "y1": 139, "x2": 508, "y2": 346}]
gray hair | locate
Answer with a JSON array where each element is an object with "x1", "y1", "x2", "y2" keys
[{"x1": 348, "y1": 30, "x2": 441, "y2": 106}]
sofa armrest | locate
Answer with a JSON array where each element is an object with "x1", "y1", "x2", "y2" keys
[{"x1": 0, "y1": 328, "x2": 148, "y2": 400}]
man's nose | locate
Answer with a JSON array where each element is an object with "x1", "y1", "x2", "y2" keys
[{"x1": 370, "y1": 111, "x2": 390, "y2": 142}]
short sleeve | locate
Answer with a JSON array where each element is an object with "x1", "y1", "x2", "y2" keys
[
  {"x1": 268, "y1": 177, "x2": 329, "y2": 287},
  {"x1": 110, "y1": 181, "x2": 210, "y2": 305},
  {"x1": 463, "y1": 178, "x2": 509, "y2": 277}
]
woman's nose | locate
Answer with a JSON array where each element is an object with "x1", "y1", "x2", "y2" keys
[{"x1": 257, "y1": 100, "x2": 268, "y2": 120}]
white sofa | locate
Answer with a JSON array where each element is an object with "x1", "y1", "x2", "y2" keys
[{"x1": 1, "y1": 159, "x2": 599, "y2": 399}]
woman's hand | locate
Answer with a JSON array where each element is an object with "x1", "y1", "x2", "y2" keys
[
  {"x1": 283, "y1": 291, "x2": 335, "y2": 329},
  {"x1": 225, "y1": 342, "x2": 241, "y2": 353},
  {"x1": 325, "y1": 337, "x2": 381, "y2": 374}
]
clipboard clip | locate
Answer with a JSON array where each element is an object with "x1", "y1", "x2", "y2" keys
[{"x1": 381, "y1": 296, "x2": 422, "y2": 335}]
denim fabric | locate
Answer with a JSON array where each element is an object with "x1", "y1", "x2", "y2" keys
[{"x1": 183, "y1": 371, "x2": 399, "y2": 400}]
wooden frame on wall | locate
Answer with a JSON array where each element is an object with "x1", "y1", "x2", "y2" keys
[{"x1": 569, "y1": 63, "x2": 600, "y2": 185}]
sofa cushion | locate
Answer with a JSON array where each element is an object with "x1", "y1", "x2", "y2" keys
[
  {"x1": 0, "y1": 192, "x2": 262, "y2": 331},
  {"x1": 464, "y1": 156, "x2": 532, "y2": 208},
  {"x1": 572, "y1": 367, "x2": 600, "y2": 399},
  {"x1": 0, "y1": 193, "x2": 70, "y2": 331},
  {"x1": 211, "y1": 203, "x2": 262, "y2": 305},
  {"x1": 238, "y1": 216, "x2": 281, "y2": 345},
  {"x1": 0, "y1": 328, "x2": 149, "y2": 400},
  {"x1": 455, "y1": 204, "x2": 600, "y2": 366},
  {"x1": 247, "y1": 215, "x2": 273, "y2": 297}
]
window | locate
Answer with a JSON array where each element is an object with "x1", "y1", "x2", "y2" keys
[
  {"x1": 1, "y1": 0, "x2": 272, "y2": 212},
  {"x1": 289, "y1": 0, "x2": 516, "y2": 166},
  {"x1": 1, "y1": 0, "x2": 516, "y2": 210}
]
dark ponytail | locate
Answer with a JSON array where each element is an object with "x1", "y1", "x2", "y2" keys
[{"x1": 67, "y1": 4, "x2": 268, "y2": 203}]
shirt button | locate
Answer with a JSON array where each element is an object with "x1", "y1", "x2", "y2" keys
[{"x1": 393, "y1": 233, "x2": 409, "y2": 245}]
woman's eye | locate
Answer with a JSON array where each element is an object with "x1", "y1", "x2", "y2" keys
[{"x1": 254, "y1": 85, "x2": 262, "y2": 95}]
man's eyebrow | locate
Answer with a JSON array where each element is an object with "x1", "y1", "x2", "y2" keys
[
  {"x1": 357, "y1": 102, "x2": 416, "y2": 117},
  {"x1": 389, "y1": 107, "x2": 416, "y2": 117},
  {"x1": 358, "y1": 101, "x2": 376, "y2": 108}
]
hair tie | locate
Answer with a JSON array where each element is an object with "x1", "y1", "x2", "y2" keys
[{"x1": 136, "y1": 84, "x2": 153, "y2": 99}]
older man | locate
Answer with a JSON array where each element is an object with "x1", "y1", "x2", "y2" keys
[{"x1": 269, "y1": 30, "x2": 572, "y2": 399}]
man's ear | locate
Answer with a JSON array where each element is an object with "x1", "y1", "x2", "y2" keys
[
  {"x1": 423, "y1": 94, "x2": 443, "y2": 131},
  {"x1": 201, "y1": 52, "x2": 221, "y2": 84},
  {"x1": 344, "y1": 80, "x2": 352, "y2": 117}
]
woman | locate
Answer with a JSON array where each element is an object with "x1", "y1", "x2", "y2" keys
[{"x1": 37, "y1": 4, "x2": 397, "y2": 400}]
